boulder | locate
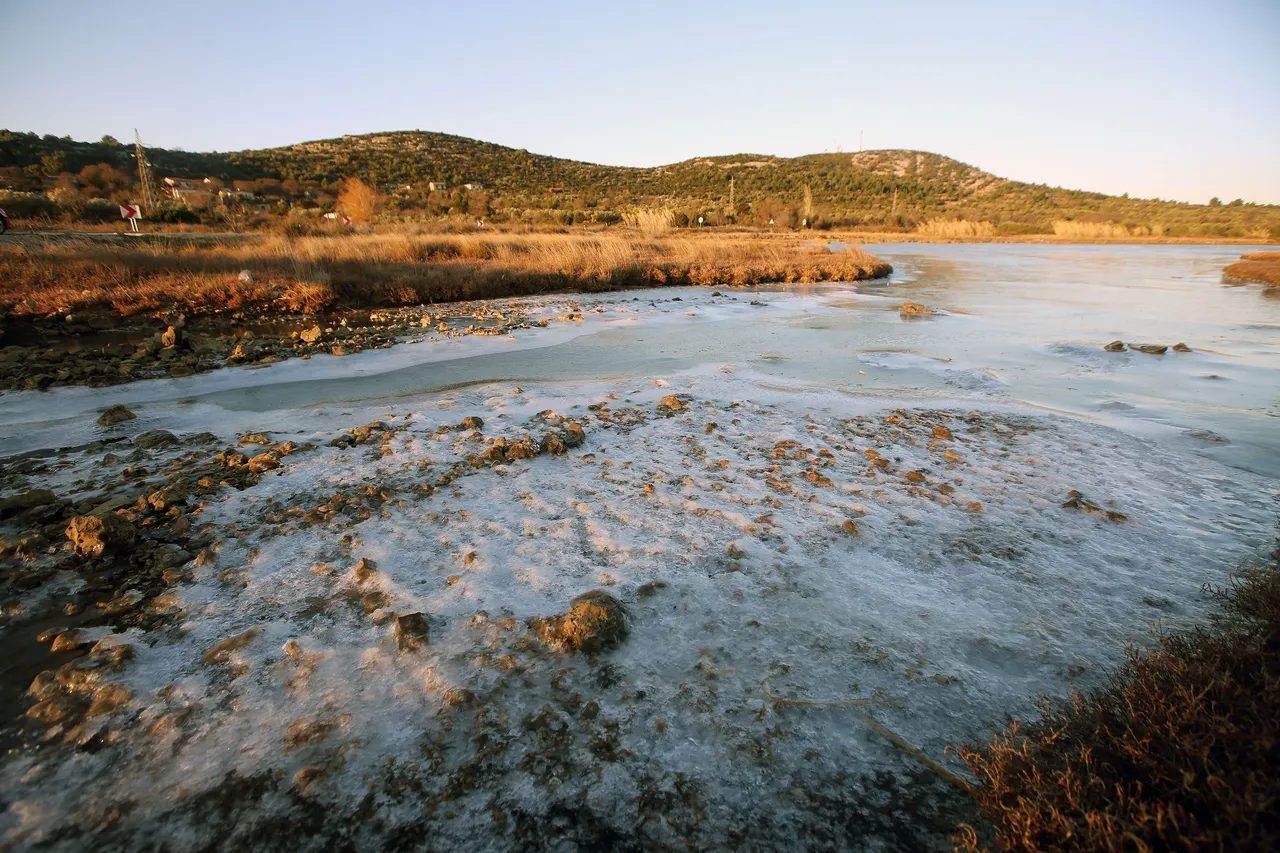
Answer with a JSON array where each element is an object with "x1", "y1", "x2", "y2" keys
[
  {"x1": 531, "y1": 590, "x2": 628, "y2": 653},
  {"x1": 97, "y1": 404, "x2": 136, "y2": 426},
  {"x1": 1132, "y1": 344, "x2": 1168, "y2": 355},
  {"x1": 1103, "y1": 340, "x2": 1127, "y2": 352},
  {"x1": 65, "y1": 513, "x2": 136, "y2": 558},
  {"x1": 460, "y1": 415, "x2": 484, "y2": 430},
  {"x1": 247, "y1": 452, "x2": 280, "y2": 473},
  {"x1": 1172, "y1": 342, "x2": 1192, "y2": 352},
  {"x1": 300, "y1": 325, "x2": 323, "y2": 344},
  {"x1": 0, "y1": 489, "x2": 56, "y2": 519}
]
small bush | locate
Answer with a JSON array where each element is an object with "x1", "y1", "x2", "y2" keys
[
  {"x1": 80, "y1": 199, "x2": 119, "y2": 224},
  {"x1": 149, "y1": 206, "x2": 201, "y2": 224}
]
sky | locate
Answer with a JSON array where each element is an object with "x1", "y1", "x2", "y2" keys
[{"x1": 3, "y1": 0, "x2": 1278, "y2": 204}]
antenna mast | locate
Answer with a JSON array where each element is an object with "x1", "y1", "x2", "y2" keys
[{"x1": 134, "y1": 128, "x2": 157, "y2": 213}]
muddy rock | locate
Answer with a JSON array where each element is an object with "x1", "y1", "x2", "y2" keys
[
  {"x1": 1103, "y1": 340, "x2": 1127, "y2": 352},
  {"x1": 532, "y1": 590, "x2": 628, "y2": 653},
  {"x1": 97, "y1": 404, "x2": 137, "y2": 426},
  {"x1": 66, "y1": 513, "x2": 137, "y2": 558},
  {"x1": 393, "y1": 612, "x2": 430, "y2": 651},
  {"x1": 134, "y1": 429, "x2": 179, "y2": 449},
  {"x1": 460, "y1": 415, "x2": 484, "y2": 431},
  {"x1": 1172, "y1": 342, "x2": 1192, "y2": 352},
  {"x1": 1132, "y1": 344, "x2": 1168, "y2": 355}
]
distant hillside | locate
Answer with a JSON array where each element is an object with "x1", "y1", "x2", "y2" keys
[{"x1": 2, "y1": 129, "x2": 1277, "y2": 238}]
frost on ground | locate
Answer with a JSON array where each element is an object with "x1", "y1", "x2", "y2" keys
[{"x1": 0, "y1": 377, "x2": 1274, "y2": 852}]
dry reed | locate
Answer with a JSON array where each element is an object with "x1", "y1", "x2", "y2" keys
[{"x1": 917, "y1": 219, "x2": 996, "y2": 239}]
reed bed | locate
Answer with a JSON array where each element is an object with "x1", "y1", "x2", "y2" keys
[
  {"x1": 0, "y1": 232, "x2": 890, "y2": 318},
  {"x1": 916, "y1": 219, "x2": 996, "y2": 238},
  {"x1": 1052, "y1": 220, "x2": 1132, "y2": 239}
]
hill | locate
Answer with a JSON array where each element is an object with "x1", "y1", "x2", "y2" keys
[{"x1": 1, "y1": 129, "x2": 1277, "y2": 238}]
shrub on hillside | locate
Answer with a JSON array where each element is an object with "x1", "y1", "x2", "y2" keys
[
  {"x1": 0, "y1": 191, "x2": 60, "y2": 220},
  {"x1": 80, "y1": 199, "x2": 119, "y2": 223}
]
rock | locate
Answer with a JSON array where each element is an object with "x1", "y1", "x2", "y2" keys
[
  {"x1": 238, "y1": 269, "x2": 254, "y2": 284},
  {"x1": 134, "y1": 429, "x2": 178, "y2": 449},
  {"x1": 1132, "y1": 344, "x2": 1168, "y2": 355},
  {"x1": 65, "y1": 513, "x2": 136, "y2": 558},
  {"x1": 204, "y1": 627, "x2": 261, "y2": 663},
  {"x1": 900, "y1": 302, "x2": 939, "y2": 316},
  {"x1": 97, "y1": 404, "x2": 136, "y2": 426},
  {"x1": 930, "y1": 425, "x2": 953, "y2": 440},
  {"x1": 0, "y1": 489, "x2": 56, "y2": 519},
  {"x1": 504, "y1": 436, "x2": 542, "y2": 460},
  {"x1": 393, "y1": 612, "x2": 430, "y2": 651},
  {"x1": 541, "y1": 431, "x2": 567, "y2": 456},
  {"x1": 328, "y1": 433, "x2": 356, "y2": 449},
  {"x1": 300, "y1": 325, "x2": 323, "y2": 344},
  {"x1": 161, "y1": 325, "x2": 184, "y2": 350},
  {"x1": 151, "y1": 544, "x2": 192, "y2": 570},
  {"x1": 1103, "y1": 340, "x2": 1127, "y2": 352},
  {"x1": 247, "y1": 452, "x2": 280, "y2": 473},
  {"x1": 50, "y1": 629, "x2": 95, "y2": 652},
  {"x1": 352, "y1": 557, "x2": 378, "y2": 584},
  {"x1": 531, "y1": 590, "x2": 628, "y2": 653},
  {"x1": 101, "y1": 589, "x2": 144, "y2": 617},
  {"x1": 460, "y1": 415, "x2": 484, "y2": 430},
  {"x1": 563, "y1": 423, "x2": 586, "y2": 448},
  {"x1": 1172, "y1": 342, "x2": 1192, "y2": 352}
]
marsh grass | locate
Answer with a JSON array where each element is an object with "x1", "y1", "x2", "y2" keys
[
  {"x1": 0, "y1": 232, "x2": 890, "y2": 318},
  {"x1": 952, "y1": 548, "x2": 1280, "y2": 852},
  {"x1": 1224, "y1": 252, "x2": 1280, "y2": 286}
]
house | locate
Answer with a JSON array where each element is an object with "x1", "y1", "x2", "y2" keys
[
  {"x1": 427, "y1": 181, "x2": 449, "y2": 192},
  {"x1": 218, "y1": 189, "x2": 256, "y2": 201},
  {"x1": 162, "y1": 176, "x2": 216, "y2": 203},
  {"x1": 463, "y1": 182, "x2": 483, "y2": 192}
]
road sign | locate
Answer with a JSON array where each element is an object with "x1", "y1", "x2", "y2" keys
[{"x1": 120, "y1": 203, "x2": 141, "y2": 233}]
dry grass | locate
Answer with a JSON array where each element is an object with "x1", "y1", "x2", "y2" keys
[
  {"x1": 917, "y1": 219, "x2": 996, "y2": 239},
  {"x1": 1225, "y1": 252, "x2": 1280, "y2": 286},
  {"x1": 0, "y1": 232, "x2": 890, "y2": 318},
  {"x1": 952, "y1": 547, "x2": 1280, "y2": 852}
]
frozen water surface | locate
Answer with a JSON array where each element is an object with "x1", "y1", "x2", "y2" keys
[{"x1": 1, "y1": 244, "x2": 1277, "y2": 851}]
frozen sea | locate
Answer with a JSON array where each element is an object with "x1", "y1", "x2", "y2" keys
[{"x1": 1, "y1": 243, "x2": 1277, "y2": 851}]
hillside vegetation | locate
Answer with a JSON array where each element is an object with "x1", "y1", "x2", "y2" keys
[{"x1": 2, "y1": 129, "x2": 1277, "y2": 239}]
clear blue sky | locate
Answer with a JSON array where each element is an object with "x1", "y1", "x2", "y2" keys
[{"x1": 3, "y1": 0, "x2": 1278, "y2": 203}]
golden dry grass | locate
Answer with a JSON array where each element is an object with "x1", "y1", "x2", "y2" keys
[
  {"x1": 0, "y1": 232, "x2": 891, "y2": 318},
  {"x1": 1052, "y1": 220, "x2": 1132, "y2": 239},
  {"x1": 952, "y1": 554, "x2": 1280, "y2": 852}
]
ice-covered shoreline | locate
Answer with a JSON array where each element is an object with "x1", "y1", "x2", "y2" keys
[{"x1": 2, "y1": 370, "x2": 1274, "y2": 850}]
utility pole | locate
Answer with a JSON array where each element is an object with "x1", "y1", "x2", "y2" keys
[
  {"x1": 859, "y1": 130, "x2": 864, "y2": 152},
  {"x1": 728, "y1": 175, "x2": 735, "y2": 213},
  {"x1": 134, "y1": 129, "x2": 157, "y2": 214},
  {"x1": 891, "y1": 186, "x2": 898, "y2": 217}
]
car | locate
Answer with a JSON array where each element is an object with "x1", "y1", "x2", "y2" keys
[{"x1": 0, "y1": 207, "x2": 9, "y2": 234}]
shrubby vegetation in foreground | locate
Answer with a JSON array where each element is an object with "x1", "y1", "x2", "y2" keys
[{"x1": 953, "y1": 542, "x2": 1280, "y2": 851}]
